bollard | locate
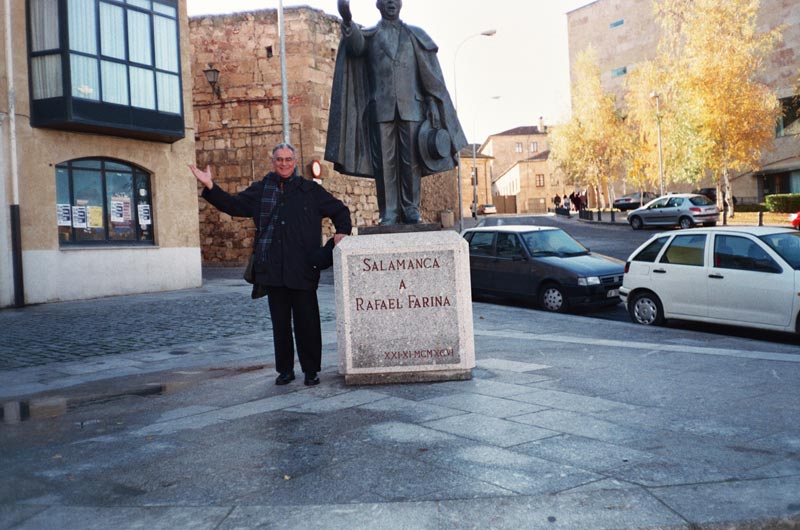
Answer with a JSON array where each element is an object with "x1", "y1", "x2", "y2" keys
[
  {"x1": 611, "y1": 210, "x2": 616, "y2": 222},
  {"x1": 597, "y1": 210, "x2": 602, "y2": 222},
  {"x1": 3, "y1": 401, "x2": 21, "y2": 424},
  {"x1": 758, "y1": 211, "x2": 763, "y2": 226}
]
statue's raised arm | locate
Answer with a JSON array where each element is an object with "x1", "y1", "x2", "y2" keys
[{"x1": 337, "y1": 0, "x2": 352, "y2": 25}]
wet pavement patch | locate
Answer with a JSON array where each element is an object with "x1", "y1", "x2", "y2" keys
[{"x1": 0, "y1": 365, "x2": 268, "y2": 423}]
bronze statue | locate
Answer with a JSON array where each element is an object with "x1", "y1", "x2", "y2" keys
[{"x1": 325, "y1": 0, "x2": 467, "y2": 225}]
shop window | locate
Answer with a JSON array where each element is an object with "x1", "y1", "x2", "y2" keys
[
  {"x1": 27, "y1": 0, "x2": 184, "y2": 142},
  {"x1": 56, "y1": 159, "x2": 154, "y2": 245}
]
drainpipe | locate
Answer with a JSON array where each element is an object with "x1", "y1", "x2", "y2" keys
[{"x1": 4, "y1": 0, "x2": 24, "y2": 307}]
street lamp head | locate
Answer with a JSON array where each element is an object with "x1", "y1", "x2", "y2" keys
[
  {"x1": 649, "y1": 91, "x2": 659, "y2": 100},
  {"x1": 481, "y1": 29, "x2": 497, "y2": 37}
]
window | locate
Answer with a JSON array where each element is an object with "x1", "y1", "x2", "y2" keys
[
  {"x1": 515, "y1": 142, "x2": 523, "y2": 153},
  {"x1": 496, "y1": 233, "x2": 523, "y2": 258},
  {"x1": 467, "y1": 231, "x2": 495, "y2": 257},
  {"x1": 632, "y1": 236, "x2": 668, "y2": 263},
  {"x1": 776, "y1": 95, "x2": 799, "y2": 137},
  {"x1": 661, "y1": 234, "x2": 706, "y2": 266},
  {"x1": 27, "y1": 0, "x2": 184, "y2": 142},
  {"x1": 535, "y1": 174, "x2": 545, "y2": 187},
  {"x1": 56, "y1": 158, "x2": 154, "y2": 245},
  {"x1": 611, "y1": 66, "x2": 628, "y2": 77},
  {"x1": 529, "y1": 141, "x2": 538, "y2": 152},
  {"x1": 714, "y1": 235, "x2": 779, "y2": 272}
]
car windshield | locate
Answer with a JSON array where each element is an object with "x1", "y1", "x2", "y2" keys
[
  {"x1": 522, "y1": 229, "x2": 587, "y2": 257},
  {"x1": 760, "y1": 232, "x2": 800, "y2": 270}
]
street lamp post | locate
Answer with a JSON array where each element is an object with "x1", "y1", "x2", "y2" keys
[
  {"x1": 454, "y1": 29, "x2": 496, "y2": 230},
  {"x1": 650, "y1": 91, "x2": 664, "y2": 196}
]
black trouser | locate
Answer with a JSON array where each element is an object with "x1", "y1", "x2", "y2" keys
[{"x1": 266, "y1": 287, "x2": 321, "y2": 375}]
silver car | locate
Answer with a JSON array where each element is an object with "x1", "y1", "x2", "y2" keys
[{"x1": 627, "y1": 193, "x2": 719, "y2": 230}]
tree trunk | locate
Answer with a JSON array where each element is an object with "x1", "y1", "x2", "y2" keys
[{"x1": 723, "y1": 166, "x2": 734, "y2": 219}]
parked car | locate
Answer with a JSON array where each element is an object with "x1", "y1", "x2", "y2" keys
[
  {"x1": 613, "y1": 191, "x2": 657, "y2": 211},
  {"x1": 621, "y1": 226, "x2": 800, "y2": 334},
  {"x1": 693, "y1": 187, "x2": 737, "y2": 205},
  {"x1": 475, "y1": 215, "x2": 540, "y2": 227},
  {"x1": 627, "y1": 193, "x2": 719, "y2": 230},
  {"x1": 790, "y1": 212, "x2": 800, "y2": 230},
  {"x1": 479, "y1": 204, "x2": 497, "y2": 214},
  {"x1": 461, "y1": 226, "x2": 624, "y2": 312}
]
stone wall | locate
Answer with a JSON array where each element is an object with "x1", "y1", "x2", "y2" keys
[{"x1": 190, "y1": 7, "x2": 458, "y2": 265}]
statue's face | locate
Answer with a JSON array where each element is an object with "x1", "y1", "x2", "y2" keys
[{"x1": 376, "y1": 0, "x2": 402, "y2": 20}]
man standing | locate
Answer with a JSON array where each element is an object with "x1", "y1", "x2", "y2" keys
[
  {"x1": 190, "y1": 144, "x2": 351, "y2": 386},
  {"x1": 325, "y1": 0, "x2": 467, "y2": 225}
]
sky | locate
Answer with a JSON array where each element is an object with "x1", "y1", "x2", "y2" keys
[{"x1": 186, "y1": 0, "x2": 593, "y2": 143}]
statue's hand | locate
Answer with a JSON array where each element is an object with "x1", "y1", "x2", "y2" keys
[
  {"x1": 426, "y1": 98, "x2": 441, "y2": 129},
  {"x1": 338, "y1": 0, "x2": 352, "y2": 25}
]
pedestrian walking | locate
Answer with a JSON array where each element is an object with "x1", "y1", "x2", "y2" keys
[
  {"x1": 189, "y1": 143, "x2": 352, "y2": 386},
  {"x1": 562, "y1": 194, "x2": 570, "y2": 211}
]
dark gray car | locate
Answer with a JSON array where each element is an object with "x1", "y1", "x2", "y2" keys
[
  {"x1": 627, "y1": 193, "x2": 719, "y2": 230},
  {"x1": 462, "y1": 226, "x2": 624, "y2": 312}
]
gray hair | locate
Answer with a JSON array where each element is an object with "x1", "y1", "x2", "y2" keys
[{"x1": 272, "y1": 143, "x2": 297, "y2": 158}]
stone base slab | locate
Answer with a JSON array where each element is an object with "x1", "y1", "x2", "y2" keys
[{"x1": 344, "y1": 369, "x2": 472, "y2": 386}]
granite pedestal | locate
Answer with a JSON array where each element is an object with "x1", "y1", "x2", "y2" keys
[{"x1": 334, "y1": 230, "x2": 475, "y2": 385}]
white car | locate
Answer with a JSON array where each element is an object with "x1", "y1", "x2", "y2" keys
[{"x1": 621, "y1": 226, "x2": 800, "y2": 334}]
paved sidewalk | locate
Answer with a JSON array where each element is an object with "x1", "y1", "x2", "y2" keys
[{"x1": 1, "y1": 272, "x2": 799, "y2": 529}]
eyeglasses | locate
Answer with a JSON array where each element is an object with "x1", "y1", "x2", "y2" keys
[{"x1": 274, "y1": 157, "x2": 294, "y2": 163}]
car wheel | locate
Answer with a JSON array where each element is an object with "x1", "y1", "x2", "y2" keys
[
  {"x1": 679, "y1": 216, "x2": 694, "y2": 229},
  {"x1": 628, "y1": 291, "x2": 665, "y2": 326},
  {"x1": 630, "y1": 216, "x2": 643, "y2": 230},
  {"x1": 539, "y1": 283, "x2": 568, "y2": 313}
]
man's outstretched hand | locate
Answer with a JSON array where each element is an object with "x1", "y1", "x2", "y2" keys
[{"x1": 338, "y1": 0, "x2": 352, "y2": 25}]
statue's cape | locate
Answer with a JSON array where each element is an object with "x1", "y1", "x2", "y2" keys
[{"x1": 324, "y1": 22, "x2": 467, "y2": 178}]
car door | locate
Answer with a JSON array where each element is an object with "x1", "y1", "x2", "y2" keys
[
  {"x1": 466, "y1": 231, "x2": 496, "y2": 293},
  {"x1": 641, "y1": 197, "x2": 669, "y2": 225},
  {"x1": 651, "y1": 233, "x2": 709, "y2": 317},
  {"x1": 662, "y1": 196, "x2": 684, "y2": 226},
  {"x1": 707, "y1": 234, "x2": 794, "y2": 327},
  {"x1": 489, "y1": 232, "x2": 532, "y2": 297}
]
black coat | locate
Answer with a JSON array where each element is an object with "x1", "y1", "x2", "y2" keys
[{"x1": 202, "y1": 174, "x2": 352, "y2": 290}]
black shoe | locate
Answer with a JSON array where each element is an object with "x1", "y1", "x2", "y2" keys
[
  {"x1": 275, "y1": 372, "x2": 295, "y2": 385},
  {"x1": 304, "y1": 372, "x2": 320, "y2": 386}
]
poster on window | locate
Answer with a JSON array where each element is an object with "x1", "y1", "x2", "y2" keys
[
  {"x1": 72, "y1": 206, "x2": 87, "y2": 228},
  {"x1": 138, "y1": 204, "x2": 152, "y2": 226},
  {"x1": 57, "y1": 204, "x2": 72, "y2": 226},
  {"x1": 110, "y1": 197, "x2": 132, "y2": 224},
  {"x1": 88, "y1": 206, "x2": 104, "y2": 228}
]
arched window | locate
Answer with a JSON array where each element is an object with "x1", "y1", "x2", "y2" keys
[{"x1": 56, "y1": 158, "x2": 154, "y2": 245}]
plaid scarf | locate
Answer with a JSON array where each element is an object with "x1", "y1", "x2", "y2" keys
[{"x1": 254, "y1": 172, "x2": 281, "y2": 268}]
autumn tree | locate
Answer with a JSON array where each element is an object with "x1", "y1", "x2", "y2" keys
[
  {"x1": 654, "y1": 0, "x2": 782, "y2": 217},
  {"x1": 550, "y1": 47, "x2": 628, "y2": 208}
]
